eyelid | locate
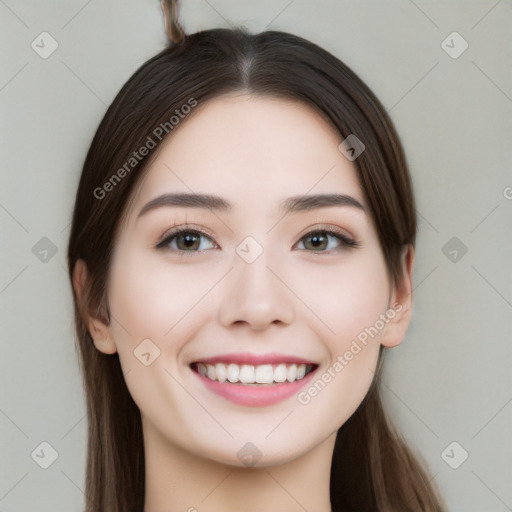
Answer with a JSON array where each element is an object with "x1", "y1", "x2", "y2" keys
[
  {"x1": 293, "y1": 224, "x2": 360, "y2": 252},
  {"x1": 155, "y1": 223, "x2": 218, "y2": 249},
  {"x1": 295, "y1": 222, "x2": 355, "y2": 242},
  {"x1": 155, "y1": 221, "x2": 360, "y2": 252}
]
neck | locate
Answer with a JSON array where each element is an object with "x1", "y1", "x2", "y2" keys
[{"x1": 142, "y1": 420, "x2": 335, "y2": 512}]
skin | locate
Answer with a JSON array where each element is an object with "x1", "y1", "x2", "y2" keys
[{"x1": 74, "y1": 93, "x2": 414, "y2": 512}]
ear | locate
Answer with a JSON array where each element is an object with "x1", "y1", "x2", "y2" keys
[
  {"x1": 380, "y1": 245, "x2": 415, "y2": 349},
  {"x1": 72, "y1": 259, "x2": 117, "y2": 355}
]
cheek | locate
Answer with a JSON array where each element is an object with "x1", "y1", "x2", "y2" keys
[
  {"x1": 105, "y1": 248, "x2": 212, "y2": 421},
  {"x1": 107, "y1": 247, "x2": 215, "y2": 346},
  {"x1": 283, "y1": 249, "x2": 390, "y2": 425},
  {"x1": 292, "y1": 249, "x2": 390, "y2": 349}
]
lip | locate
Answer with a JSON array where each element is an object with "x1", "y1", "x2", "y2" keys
[
  {"x1": 190, "y1": 355, "x2": 319, "y2": 407},
  {"x1": 192, "y1": 352, "x2": 318, "y2": 366}
]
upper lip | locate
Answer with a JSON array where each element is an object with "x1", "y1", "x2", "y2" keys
[{"x1": 191, "y1": 352, "x2": 318, "y2": 366}]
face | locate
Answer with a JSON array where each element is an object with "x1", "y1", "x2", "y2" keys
[{"x1": 81, "y1": 93, "x2": 411, "y2": 467}]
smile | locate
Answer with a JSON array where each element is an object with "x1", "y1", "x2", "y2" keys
[
  {"x1": 190, "y1": 353, "x2": 319, "y2": 407},
  {"x1": 193, "y1": 362, "x2": 315, "y2": 385}
]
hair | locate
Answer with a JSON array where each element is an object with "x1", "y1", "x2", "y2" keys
[{"x1": 67, "y1": 27, "x2": 446, "y2": 512}]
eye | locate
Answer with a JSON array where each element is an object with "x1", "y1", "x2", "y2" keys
[
  {"x1": 155, "y1": 225, "x2": 359, "y2": 255},
  {"x1": 156, "y1": 228, "x2": 217, "y2": 253},
  {"x1": 295, "y1": 228, "x2": 359, "y2": 253}
]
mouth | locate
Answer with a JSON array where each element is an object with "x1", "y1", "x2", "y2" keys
[
  {"x1": 189, "y1": 354, "x2": 319, "y2": 407},
  {"x1": 190, "y1": 361, "x2": 317, "y2": 385}
]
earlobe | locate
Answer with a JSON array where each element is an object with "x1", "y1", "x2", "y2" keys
[
  {"x1": 87, "y1": 318, "x2": 118, "y2": 355},
  {"x1": 72, "y1": 259, "x2": 117, "y2": 355},
  {"x1": 380, "y1": 245, "x2": 415, "y2": 349}
]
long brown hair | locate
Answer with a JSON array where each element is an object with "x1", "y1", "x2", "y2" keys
[{"x1": 67, "y1": 28, "x2": 445, "y2": 511}]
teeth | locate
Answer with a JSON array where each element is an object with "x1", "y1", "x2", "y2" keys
[
  {"x1": 239, "y1": 365, "x2": 255, "y2": 384},
  {"x1": 227, "y1": 363, "x2": 239, "y2": 383},
  {"x1": 273, "y1": 364, "x2": 287, "y2": 383},
  {"x1": 216, "y1": 363, "x2": 227, "y2": 383},
  {"x1": 196, "y1": 362, "x2": 312, "y2": 385},
  {"x1": 287, "y1": 364, "x2": 297, "y2": 382},
  {"x1": 255, "y1": 364, "x2": 273, "y2": 384},
  {"x1": 206, "y1": 364, "x2": 216, "y2": 381}
]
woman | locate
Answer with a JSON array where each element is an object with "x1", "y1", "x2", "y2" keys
[{"x1": 67, "y1": 2, "x2": 446, "y2": 511}]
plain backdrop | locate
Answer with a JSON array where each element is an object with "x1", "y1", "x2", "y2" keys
[{"x1": 1, "y1": 1, "x2": 511, "y2": 510}]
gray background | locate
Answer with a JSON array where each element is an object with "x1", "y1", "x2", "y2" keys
[{"x1": 1, "y1": 0, "x2": 511, "y2": 510}]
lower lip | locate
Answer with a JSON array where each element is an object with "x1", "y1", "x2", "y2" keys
[{"x1": 192, "y1": 367, "x2": 318, "y2": 407}]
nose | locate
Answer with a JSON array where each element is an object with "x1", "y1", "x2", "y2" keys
[{"x1": 217, "y1": 249, "x2": 295, "y2": 331}]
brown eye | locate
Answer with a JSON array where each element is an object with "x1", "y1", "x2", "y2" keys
[
  {"x1": 303, "y1": 232, "x2": 329, "y2": 251},
  {"x1": 157, "y1": 229, "x2": 216, "y2": 252},
  {"x1": 297, "y1": 230, "x2": 358, "y2": 252},
  {"x1": 175, "y1": 231, "x2": 201, "y2": 250}
]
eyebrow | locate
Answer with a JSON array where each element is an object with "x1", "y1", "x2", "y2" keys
[{"x1": 136, "y1": 192, "x2": 366, "y2": 219}]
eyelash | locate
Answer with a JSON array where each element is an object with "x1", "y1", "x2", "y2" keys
[{"x1": 155, "y1": 223, "x2": 360, "y2": 257}]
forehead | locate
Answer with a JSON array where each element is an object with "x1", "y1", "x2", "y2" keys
[{"x1": 131, "y1": 93, "x2": 363, "y2": 217}]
